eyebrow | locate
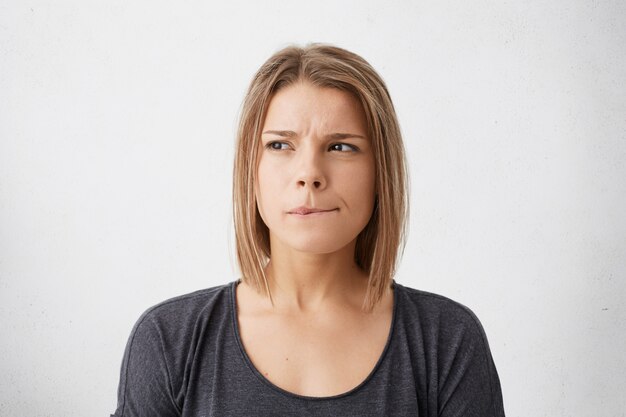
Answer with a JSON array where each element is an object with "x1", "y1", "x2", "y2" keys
[{"x1": 262, "y1": 130, "x2": 367, "y2": 140}]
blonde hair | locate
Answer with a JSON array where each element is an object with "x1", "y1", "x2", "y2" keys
[{"x1": 232, "y1": 43, "x2": 409, "y2": 312}]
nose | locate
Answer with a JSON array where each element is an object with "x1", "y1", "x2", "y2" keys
[{"x1": 295, "y1": 145, "x2": 326, "y2": 190}]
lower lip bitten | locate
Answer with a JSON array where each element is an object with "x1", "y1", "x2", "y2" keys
[{"x1": 289, "y1": 209, "x2": 338, "y2": 217}]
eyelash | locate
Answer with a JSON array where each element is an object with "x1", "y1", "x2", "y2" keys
[{"x1": 265, "y1": 141, "x2": 359, "y2": 152}]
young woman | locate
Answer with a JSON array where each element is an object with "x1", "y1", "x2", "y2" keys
[{"x1": 111, "y1": 44, "x2": 506, "y2": 416}]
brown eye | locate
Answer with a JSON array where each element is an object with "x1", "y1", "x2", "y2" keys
[
  {"x1": 330, "y1": 143, "x2": 358, "y2": 152},
  {"x1": 266, "y1": 141, "x2": 289, "y2": 150}
]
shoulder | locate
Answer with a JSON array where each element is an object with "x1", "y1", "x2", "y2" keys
[
  {"x1": 396, "y1": 281, "x2": 483, "y2": 324},
  {"x1": 394, "y1": 281, "x2": 494, "y2": 349},
  {"x1": 393, "y1": 282, "x2": 506, "y2": 416},
  {"x1": 112, "y1": 282, "x2": 235, "y2": 416},
  {"x1": 137, "y1": 281, "x2": 232, "y2": 324},
  {"x1": 124, "y1": 281, "x2": 234, "y2": 354}
]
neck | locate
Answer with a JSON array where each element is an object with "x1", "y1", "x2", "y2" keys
[{"x1": 262, "y1": 238, "x2": 369, "y2": 314}]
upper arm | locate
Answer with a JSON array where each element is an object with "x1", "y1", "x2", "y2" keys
[
  {"x1": 437, "y1": 308, "x2": 506, "y2": 417},
  {"x1": 111, "y1": 314, "x2": 180, "y2": 417}
]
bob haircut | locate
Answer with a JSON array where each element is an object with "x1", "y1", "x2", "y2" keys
[{"x1": 232, "y1": 43, "x2": 409, "y2": 313}]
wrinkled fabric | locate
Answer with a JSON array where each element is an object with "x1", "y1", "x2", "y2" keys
[{"x1": 111, "y1": 279, "x2": 505, "y2": 416}]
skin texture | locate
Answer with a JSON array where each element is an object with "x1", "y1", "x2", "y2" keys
[
  {"x1": 253, "y1": 80, "x2": 377, "y2": 313},
  {"x1": 256, "y1": 81, "x2": 375, "y2": 255},
  {"x1": 235, "y1": 81, "x2": 394, "y2": 396}
]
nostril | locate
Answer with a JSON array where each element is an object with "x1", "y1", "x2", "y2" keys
[{"x1": 297, "y1": 179, "x2": 323, "y2": 188}]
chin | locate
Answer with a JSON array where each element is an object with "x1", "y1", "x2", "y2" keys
[{"x1": 279, "y1": 234, "x2": 355, "y2": 255}]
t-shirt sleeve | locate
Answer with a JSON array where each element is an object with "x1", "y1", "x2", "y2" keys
[
  {"x1": 111, "y1": 312, "x2": 180, "y2": 417},
  {"x1": 437, "y1": 307, "x2": 506, "y2": 417}
]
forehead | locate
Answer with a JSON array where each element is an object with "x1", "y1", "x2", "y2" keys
[{"x1": 262, "y1": 82, "x2": 368, "y2": 132}]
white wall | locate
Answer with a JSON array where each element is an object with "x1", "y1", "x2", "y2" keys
[{"x1": 1, "y1": 1, "x2": 625, "y2": 416}]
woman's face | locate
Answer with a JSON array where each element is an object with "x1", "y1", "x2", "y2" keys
[{"x1": 255, "y1": 81, "x2": 376, "y2": 255}]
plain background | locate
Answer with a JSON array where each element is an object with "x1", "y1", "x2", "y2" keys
[{"x1": 1, "y1": 1, "x2": 625, "y2": 416}]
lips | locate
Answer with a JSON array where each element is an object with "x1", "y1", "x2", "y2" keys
[{"x1": 288, "y1": 207, "x2": 338, "y2": 215}]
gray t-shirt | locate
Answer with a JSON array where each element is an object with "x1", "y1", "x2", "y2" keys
[{"x1": 111, "y1": 279, "x2": 505, "y2": 416}]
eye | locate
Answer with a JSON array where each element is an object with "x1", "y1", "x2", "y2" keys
[
  {"x1": 265, "y1": 141, "x2": 290, "y2": 151},
  {"x1": 329, "y1": 143, "x2": 358, "y2": 152}
]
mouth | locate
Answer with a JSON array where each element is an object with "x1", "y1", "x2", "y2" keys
[{"x1": 287, "y1": 208, "x2": 339, "y2": 216}]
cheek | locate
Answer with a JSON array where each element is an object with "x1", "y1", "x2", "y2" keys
[
  {"x1": 355, "y1": 177, "x2": 376, "y2": 208},
  {"x1": 337, "y1": 162, "x2": 376, "y2": 210},
  {"x1": 354, "y1": 157, "x2": 376, "y2": 190},
  {"x1": 255, "y1": 160, "x2": 279, "y2": 221}
]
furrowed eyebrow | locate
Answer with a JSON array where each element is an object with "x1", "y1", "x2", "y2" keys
[
  {"x1": 329, "y1": 132, "x2": 367, "y2": 140},
  {"x1": 262, "y1": 130, "x2": 367, "y2": 140},
  {"x1": 262, "y1": 130, "x2": 297, "y2": 138}
]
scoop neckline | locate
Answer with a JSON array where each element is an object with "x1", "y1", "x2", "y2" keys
[{"x1": 229, "y1": 278, "x2": 399, "y2": 401}]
